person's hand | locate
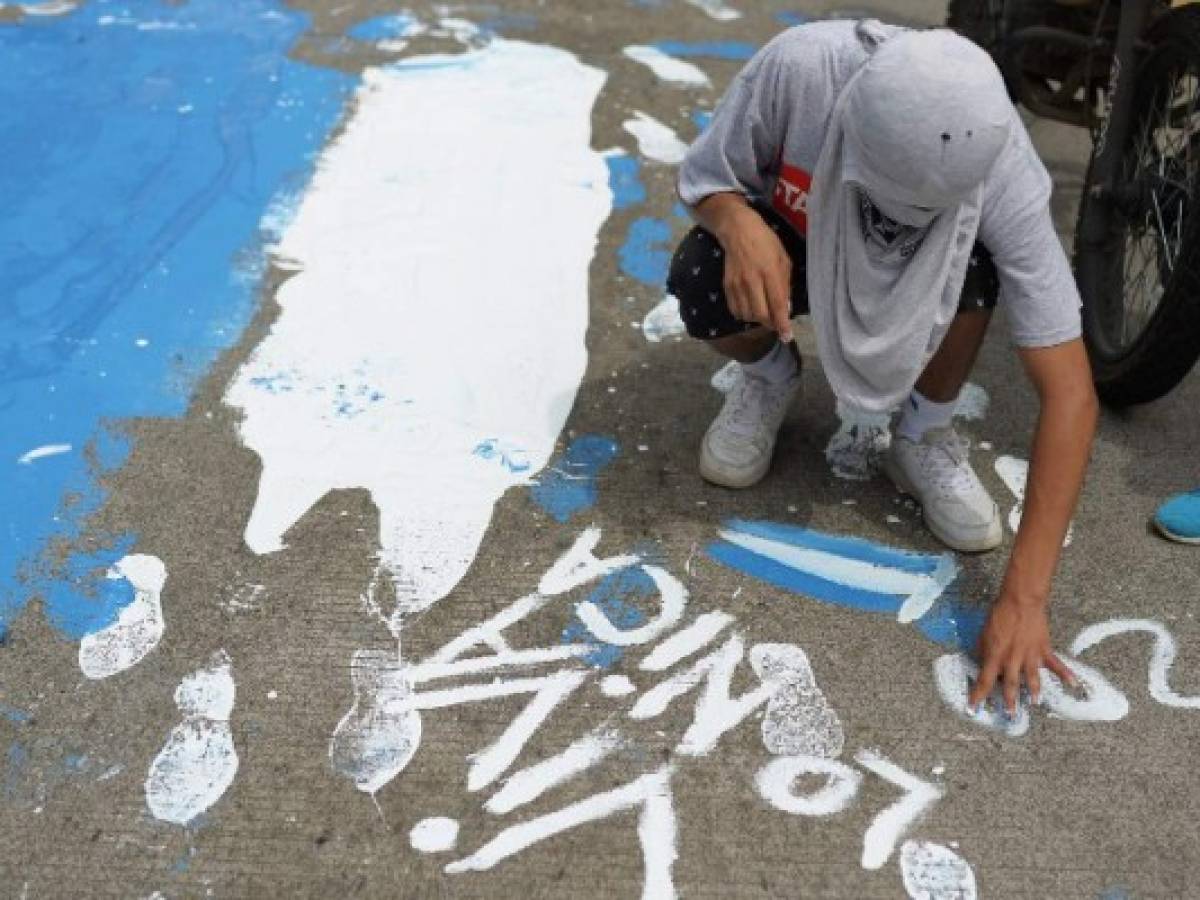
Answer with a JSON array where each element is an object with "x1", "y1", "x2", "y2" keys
[
  {"x1": 968, "y1": 597, "x2": 1077, "y2": 715},
  {"x1": 718, "y1": 206, "x2": 794, "y2": 341}
]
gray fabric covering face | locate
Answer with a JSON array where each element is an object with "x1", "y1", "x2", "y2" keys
[{"x1": 806, "y1": 24, "x2": 1012, "y2": 416}]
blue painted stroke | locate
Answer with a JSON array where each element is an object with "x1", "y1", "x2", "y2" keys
[
  {"x1": 530, "y1": 436, "x2": 619, "y2": 523},
  {"x1": 0, "y1": 0, "x2": 354, "y2": 638},
  {"x1": 708, "y1": 520, "x2": 984, "y2": 653},
  {"x1": 348, "y1": 13, "x2": 421, "y2": 42},
  {"x1": 652, "y1": 40, "x2": 757, "y2": 61},
  {"x1": 606, "y1": 153, "x2": 647, "y2": 211},
  {"x1": 0, "y1": 703, "x2": 31, "y2": 725},
  {"x1": 692, "y1": 109, "x2": 714, "y2": 132},
  {"x1": 618, "y1": 217, "x2": 673, "y2": 287},
  {"x1": 561, "y1": 566, "x2": 650, "y2": 669}
]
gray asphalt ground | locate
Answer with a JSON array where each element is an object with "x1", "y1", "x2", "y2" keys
[{"x1": 2, "y1": 1, "x2": 1200, "y2": 898}]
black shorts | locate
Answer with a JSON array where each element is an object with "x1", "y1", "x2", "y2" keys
[{"x1": 667, "y1": 200, "x2": 999, "y2": 340}]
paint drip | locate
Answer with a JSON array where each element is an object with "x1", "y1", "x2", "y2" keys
[
  {"x1": 750, "y1": 643, "x2": 844, "y2": 759},
  {"x1": 78, "y1": 554, "x2": 167, "y2": 679},
  {"x1": 899, "y1": 840, "x2": 977, "y2": 900},
  {"x1": 622, "y1": 111, "x2": 689, "y2": 165},
  {"x1": 145, "y1": 650, "x2": 238, "y2": 825},
  {"x1": 224, "y1": 40, "x2": 611, "y2": 619},
  {"x1": 623, "y1": 45, "x2": 712, "y2": 88}
]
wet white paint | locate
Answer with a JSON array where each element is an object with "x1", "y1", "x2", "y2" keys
[
  {"x1": 756, "y1": 755, "x2": 862, "y2": 816},
  {"x1": 145, "y1": 650, "x2": 238, "y2": 825},
  {"x1": 224, "y1": 40, "x2": 611, "y2": 620},
  {"x1": 952, "y1": 382, "x2": 989, "y2": 421},
  {"x1": 600, "y1": 674, "x2": 637, "y2": 697},
  {"x1": 682, "y1": 0, "x2": 742, "y2": 21},
  {"x1": 854, "y1": 749, "x2": 944, "y2": 870},
  {"x1": 17, "y1": 443, "x2": 71, "y2": 464},
  {"x1": 642, "y1": 294, "x2": 687, "y2": 343},
  {"x1": 411, "y1": 816, "x2": 460, "y2": 853},
  {"x1": 994, "y1": 455, "x2": 1073, "y2": 546},
  {"x1": 640, "y1": 611, "x2": 734, "y2": 671},
  {"x1": 79, "y1": 554, "x2": 168, "y2": 680},
  {"x1": 485, "y1": 728, "x2": 626, "y2": 815},
  {"x1": 1038, "y1": 655, "x2": 1129, "y2": 721},
  {"x1": 1071, "y1": 618, "x2": 1200, "y2": 709},
  {"x1": 933, "y1": 654, "x2": 1031, "y2": 737},
  {"x1": 623, "y1": 111, "x2": 689, "y2": 165},
  {"x1": 899, "y1": 840, "x2": 977, "y2": 900},
  {"x1": 329, "y1": 649, "x2": 422, "y2": 794},
  {"x1": 750, "y1": 644, "x2": 844, "y2": 759},
  {"x1": 623, "y1": 45, "x2": 711, "y2": 88}
]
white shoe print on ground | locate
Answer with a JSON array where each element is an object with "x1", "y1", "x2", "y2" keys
[{"x1": 78, "y1": 554, "x2": 167, "y2": 680}]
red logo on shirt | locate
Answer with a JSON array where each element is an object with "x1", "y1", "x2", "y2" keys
[{"x1": 772, "y1": 163, "x2": 812, "y2": 235}]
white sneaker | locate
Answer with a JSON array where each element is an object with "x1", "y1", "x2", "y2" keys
[
  {"x1": 884, "y1": 426, "x2": 1002, "y2": 552},
  {"x1": 699, "y1": 368, "x2": 801, "y2": 488}
]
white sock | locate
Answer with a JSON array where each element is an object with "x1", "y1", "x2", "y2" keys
[
  {"x1": 741, "y1": 340, "x2": 798, "y2": 385},
  {"x1": 897, "y1": 389, "x2": 956, "y2": 441}
]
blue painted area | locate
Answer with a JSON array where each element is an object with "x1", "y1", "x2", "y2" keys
[
  {"x1": 348, "y1": 12, "x2": 420, "y2": 42},
  {"x1": 776, "y1": 11, "x2": 814, "y2": 26},
  {"x1": 530, "y1": 436, "x2": 620, "y2": 523},
  {"x1": 0, "y1": 703, "x2": 31, "y2": 725},
  {"x1": 0, "y1": 0, "x2": 354, "y2": 639},
  {"x1": 652, "y1": 40, "x2": 757, "y2": 61},
  {"x1": 618, "y1": 217, "x2": 673, "y2": 286},
  {"x1": 607, "y1": 154, "x2": 647, "y2": 211},
  {"x1": 708, "y1": 520, "x2": 984, "y2": 653},
  {"x1": 474, "y1": 438, "x2": 531, "y2": 474},
  {"x1": 561, "y1": 567, "x2": 651, "y2": 668},
  {"x1": 1098, "y1": 889, "x2": 1132, "y2": 900},
  {"x1": 692, "y1": 109, "x2": 714, "y2": 132},
  {"x1": 672, "y1": 202, "x2": 691, "y2": 221},
  {"x1": 4, "y1": 742, "x2": 29, "y2": 799}
]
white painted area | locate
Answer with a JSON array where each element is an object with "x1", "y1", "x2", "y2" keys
[
  {"x1": 717, "y1": 528, "x2": 957, "y2": 620},
  {"x1": 79, "y1": 554, "x2": 167, "y2": 680},
  {"x1": 642, "y1": 295, "x2": 687, "y2": 343},
  {"x1": 224, "y1": 40, "x2": 612, "y2": 620},
  {"x1": 750, "y1": 644, "x2": 844, "y2": 759},
  {"x1": 600, "y1": 674, "x2": 636, "y2": 698},
  {"x1": 640, "y1": 611, "x2": 734, "y2": 671},
  {"x1": 411, "y1": 817, "x2": 460, "y2": 853},
  {"x1": 710, "y1": 360, "x2": 742, "y2": 393},
  {"x1": 537, "y1": 528, "x2": 641, "y2": 599},
  {"x1": 485, "y1": 728, "x2": 625, "y2": 815},
  {"x1": 407, "y1": 646, "x2": 592, "y2": 683},
  {"x1": 952, "y1": 382, "x2": 989, "y2": 421},
  {"x1": 623, "y1": 111, "x2": 689, "y2": 165},
  {"x1": 855, "y1": 749, "x2": 944, "y2": 871},
  {"x1": 994, "y1": 455, "x2": 1073, "y2": 546},
  {"x1": 682, "y1": 0, "x2": 742, "y2": 21},
  {"x1": 17, "y1": 444, "x2": 71, "y2": 465},
  {"x1": 932, "y1": 654, "x2": 1031, "y2": 737},
  {"x1": 576, "y1": 564, "x2": 687, "y2": 647},
  {"x1": 448, "y1": 766, "x2": 679, "y2": 900},
  {"x1": 145, "y1": 651, "x2": 238, "y2": 825},
  {"x1": 623, "y1": 45, "x2": 711, "y2": 89},
  {"x1": 329, "y1": 649, "x2": 422, "y2": 794},
  {"x1": 19, "y1": 0, "x2": 77, "y2": 15},
  {"x1": 1038, "y1": 655, "x2": 1129, "y2": 722},
  {"x1": 1071, "y1": 619, "x2": 1200, "y2": 709},
  {"x1": 756, "y1": 755, "x2": 862, "y2": 817},
  {"x1": 900, "y1": 840, "x2": 977, "y2": 900}
]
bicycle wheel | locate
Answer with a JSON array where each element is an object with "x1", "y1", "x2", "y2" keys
[{"x1": 1074, "y1": 6, "x2": 1200, "y2": 406}]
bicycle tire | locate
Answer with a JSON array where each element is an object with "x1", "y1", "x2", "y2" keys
[{"x1": 1073, "y1": 6, "x2": 1200, "y2": 406}]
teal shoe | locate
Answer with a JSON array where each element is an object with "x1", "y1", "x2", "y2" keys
[{"x1": 1154, "y1": 489, "x2": 1200, "y2": 544}]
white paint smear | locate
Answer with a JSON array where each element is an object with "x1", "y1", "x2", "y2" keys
[
  {"x1": 18, "y1": 0, "x2": 77, "y2": 15},
  {"x1": 329, "y1": 649, "x2": 422, "y2": 794},
  {"x1": 623, "y1": 45, "x2": 711, "y2": 89},
  {"x1": 756, "y1": 755, "x2": 862, "y2": 817},
  {"x1": 932, "y1": 653, "x2": 1031, "y2": 737},
  {"x1": 750, "y1": 643, "x2": 844, "y2": 759},
  {"x1": 952, "y1": 382, "x2": 989, "y2": 421},
  {"x1": 576, "y1": 564, "x2": 686, "y2": 647},
  {"x1": 411, "y1": 816, "x2": 460, "y2": 853},
  {"x1": 1038, "y1": 655, "x2": 1129, "y2": 722},
  {"x1": 900, "y1": 840, "x2": 977, "y2": 900},
  {"x1": 855, "y1": 749, "x2": 944, "y2": 871},
  {"x1": 79, "y1": 554, "x2": 167, "y2": 680},
  {"x1": 623, "y1": 111, "x2": 689, "y2": 165},
  {"x1": 224, "y1": 40, "x2": 611, "y2": 618},
  {"x1": 1071, "y1": 618, "x2": 1200, "y2": 709},
  {"x1": 642, "y1": 294, "x2": 687, "y2": 343},
  {"x1": 994, "y1": 455, "x2": 1073, "y2": 546},
  {"x1": 17, "y1": 443, "x2": 71, "y2": 465},
  {"x1": 145, "y1": 650, "x2": 238, "y2": 825},
  {"x1": 485, "y1": 728, "x2": 625, "y2": 815},
  {"x1": 640, "y1": 611, "x2": 734, "y2": 671},
  {"x1": 682, "y1": 0, "x2": 742, "y2": 21}
]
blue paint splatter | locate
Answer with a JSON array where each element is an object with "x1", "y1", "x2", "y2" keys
[
  {"x1": 348, "y1": 13, "x2": 420, "y2": 42},
  {"x1": 0, "y1": 703, "x2": 31, "y2": 725},
  {"x1": 776, "y1": 11, "x2": 813, "y2": 26},
  {"x1": 707, "y1": 520, "x2": 983, "y2": 653},
  {"x1": 4, "y1": 742, "x2": 29, "y2": 799},
  {"x1": 474, "y1": 438, "x2": 531, "y2": 474},
  {"x1": 530, "y1": 436, "x2": 619, "y2": 523},
  {"x1": 1098, "y1": 889, "x2": 1133, "y2": 900},
  {"x1": 692, "y1": 109, "x2": 714, "y2": 132},
  {"x1": 606, "y1": 153, "x2": 647, "y2": 211},
  {"x1": 0, "y1": 0, "x2": 354, "y2": 639},
  {"x1": 561, "y1": 567, "x2": 651, "y2": 668},
  {"x1": 618, "y1": 217, "x2": 673, "y2": 286},
  {"x1": 652, "y1": 40, "x2": 757, "y2": 61}
]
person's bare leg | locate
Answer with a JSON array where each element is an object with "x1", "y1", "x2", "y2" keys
[
  {"x1": 710, "y1": 326, "x2": 778, "y2": 364},
  {"x1": 913, "y1": 308, "x2": 993, "y2": 402}
]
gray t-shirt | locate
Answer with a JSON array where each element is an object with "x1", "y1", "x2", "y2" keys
[{"x1": 677, "y1": 21, "x2": 1082, "y2": 348}]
